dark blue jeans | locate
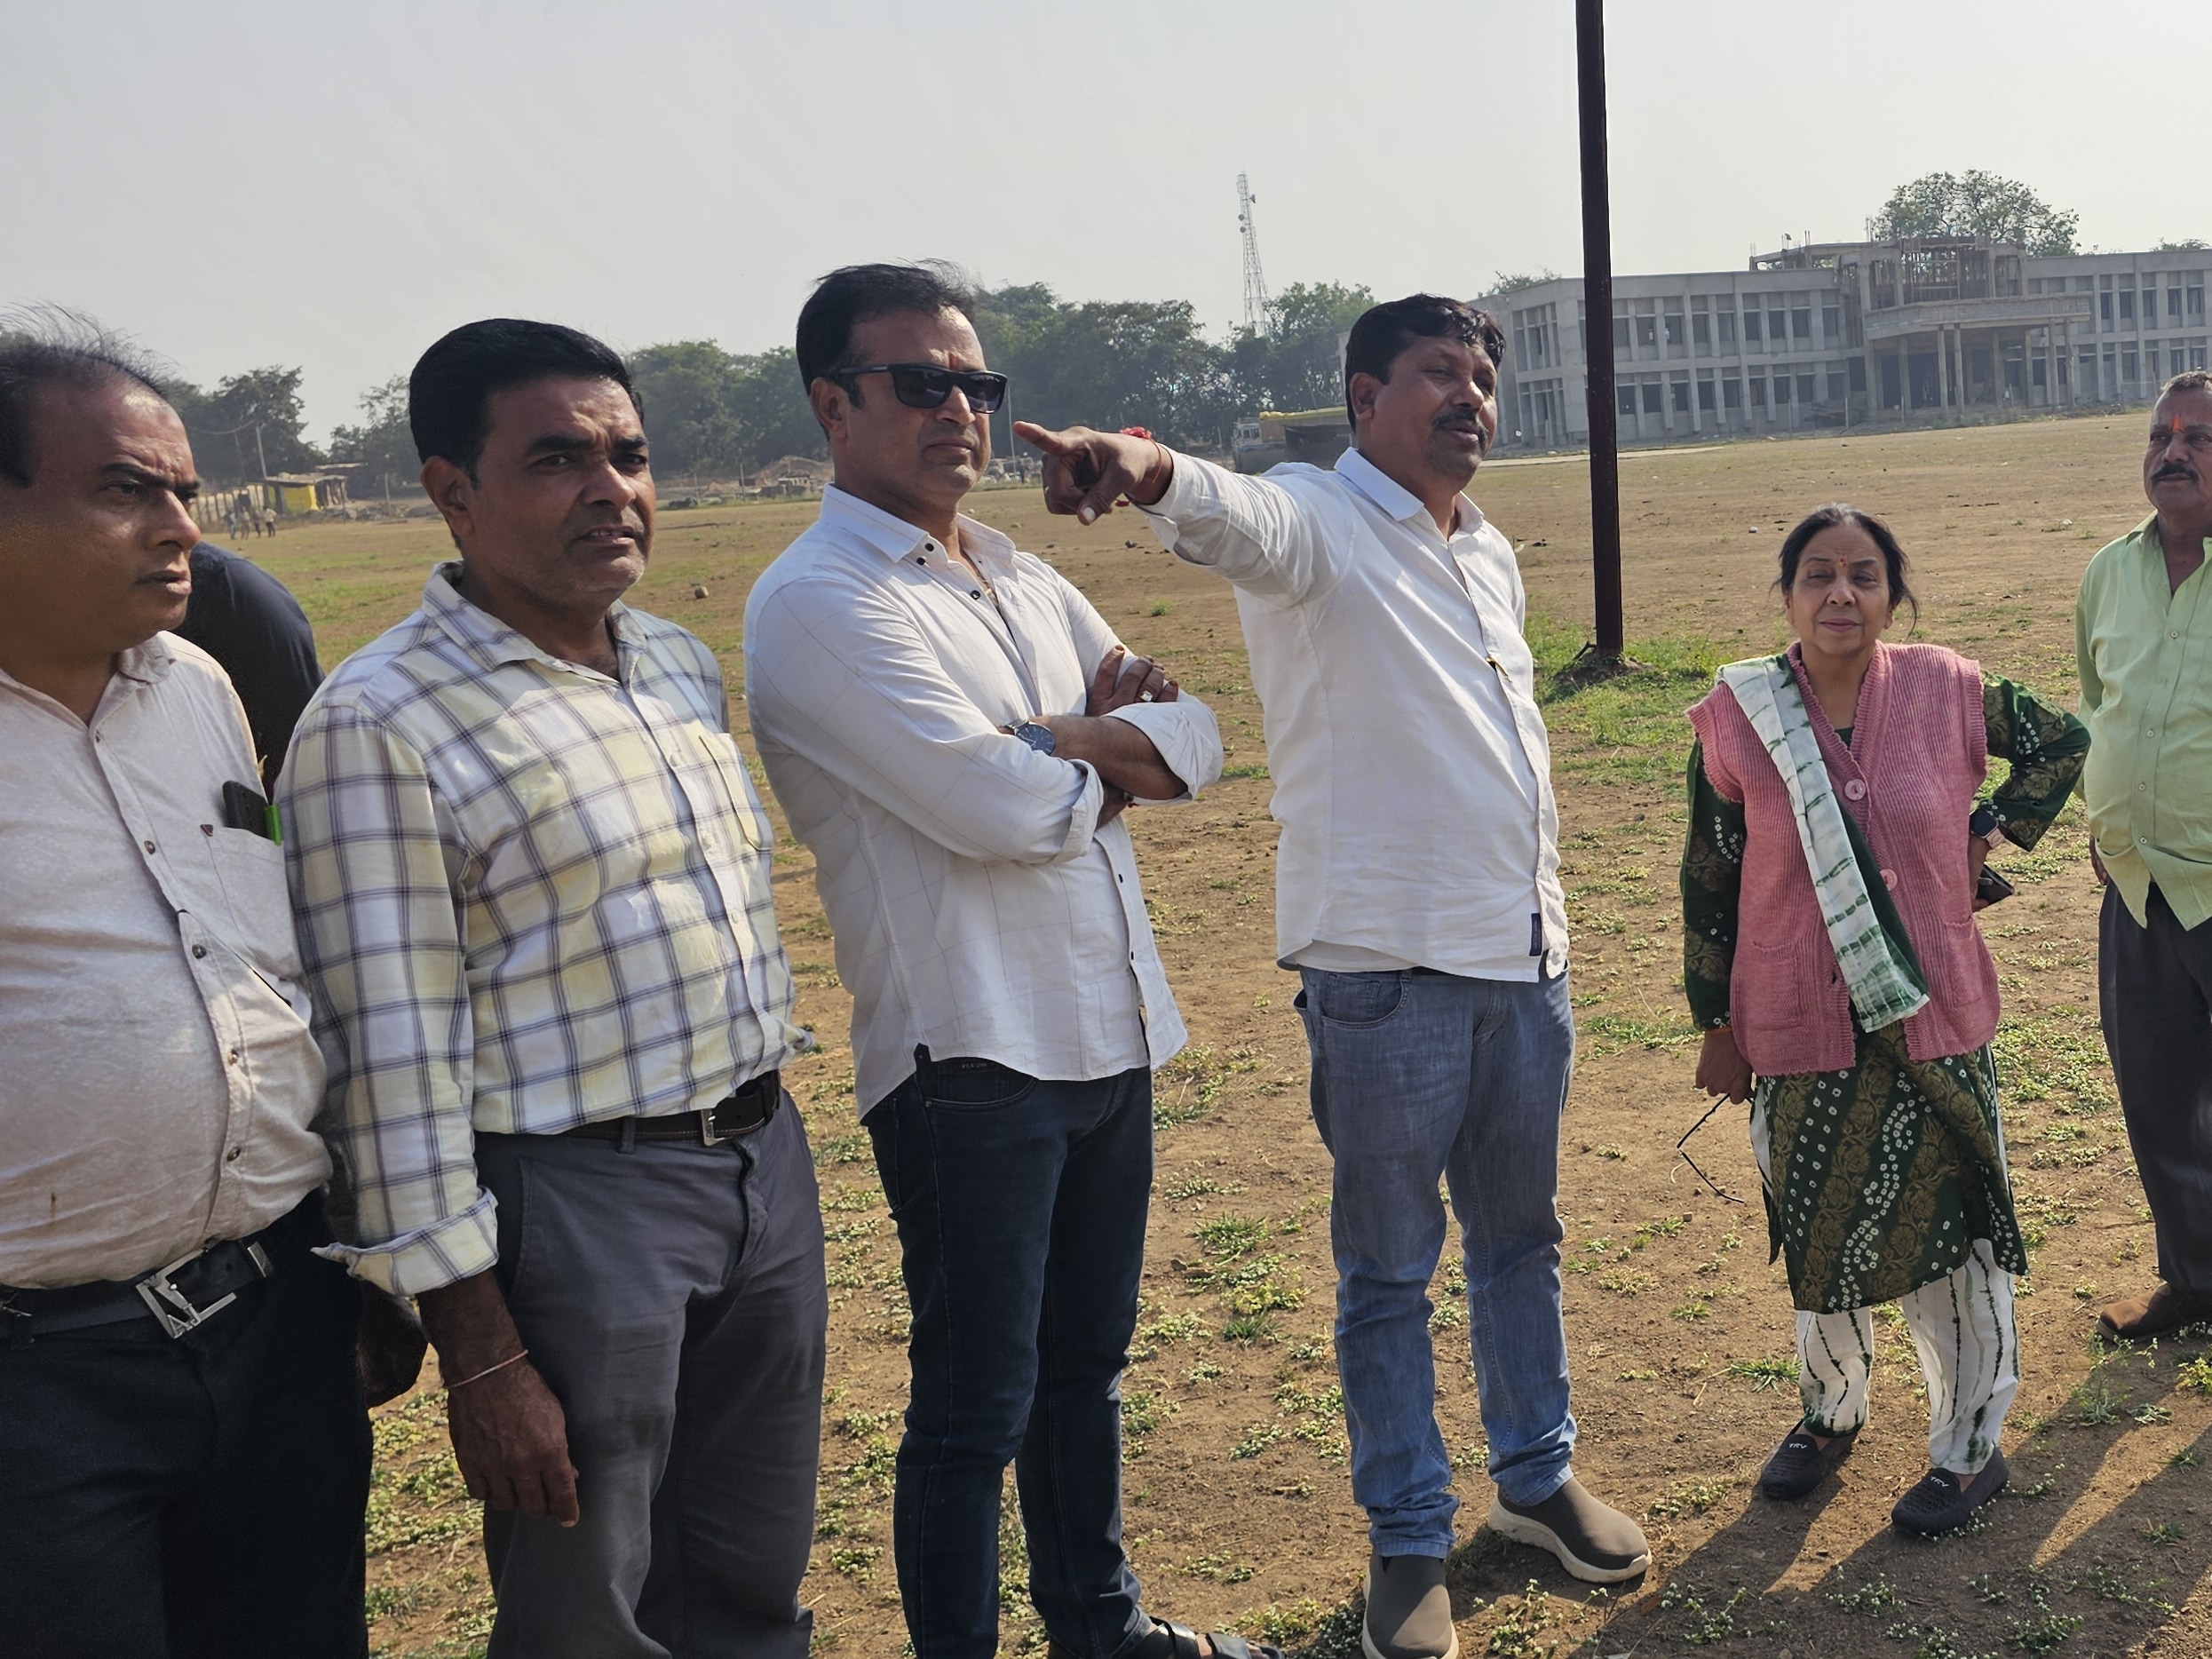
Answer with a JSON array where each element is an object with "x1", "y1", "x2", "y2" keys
[
  {"x1": 1297, "y1": 967, "x2": 1578, "y2": 1554},
  {"x1": 868, "y1": 1055, "x2": 1154, "y2": 1659}
]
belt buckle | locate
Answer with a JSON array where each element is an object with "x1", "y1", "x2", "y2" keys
[
  {"x1": 134, "y1": 1242, "x2": 271, "y2": 1339},
  {"x1": 696, "y1": 1107, "x2": 726, "y2": 1147}
]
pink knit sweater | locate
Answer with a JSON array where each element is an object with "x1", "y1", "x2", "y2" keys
[{"x1": 1685, "y1": 642, "x2": 1999, "y2": 1076}]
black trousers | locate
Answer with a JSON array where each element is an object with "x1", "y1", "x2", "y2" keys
[
  {"x1": 0, "y1": 1200, "x2": 369, "y2": 1659},
  {"x1": 2100, "y1": 884, "x2": 2212, "y2": 1297}
]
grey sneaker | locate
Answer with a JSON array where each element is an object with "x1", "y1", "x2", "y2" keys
[
  {"x1": 1487, "y1": 1476, "x2": 1652, "y2": 1584},
  {"x1": 1362, "y1": 1551, "x2": 1457, "y2": 1659}
]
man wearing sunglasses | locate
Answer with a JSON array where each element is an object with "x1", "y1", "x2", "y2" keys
[{"x1": 745, "y1": 264, "x2": 1253, "y2": 1659}]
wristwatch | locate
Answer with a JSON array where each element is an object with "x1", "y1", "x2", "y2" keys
[
  {"x1": 1011, "y1": 720, "x2": 1057, "y2": 757},
  {"x1": 1968, "y1": 803, "x2": 2005, "y2": 847}
]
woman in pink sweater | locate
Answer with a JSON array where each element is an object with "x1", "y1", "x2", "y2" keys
[{"x1": 1681, "y1": 504, "x2": 2087, "y2": 1536}]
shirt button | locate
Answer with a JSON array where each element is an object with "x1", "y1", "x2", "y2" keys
[
  {"x1": 192, "y1": 944, "x2": 207, "y2": 958},
  {"x1": 143, "y1": 840, "x2": 157, "y2": 853},
  {"x1": 1843, "y1": 780, "x2": 1867, "y2": 801},
  {"x1": 225, "y1": 1147, "x2": 242, "y2": 1163},
  {"x1": 1881, "y1": 869, "x2": 1898, "y2": 889},
  {"x1": 227, "y1": 1049, "x2": 241, "y2": 1066}
]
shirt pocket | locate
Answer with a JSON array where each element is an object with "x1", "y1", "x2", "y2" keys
[
  {"x1": 694, "y1": 730, "x2": 773, "y2": 851},
  {"x1": 204, "y1": 826, "x2": 306, "y2": 982}
]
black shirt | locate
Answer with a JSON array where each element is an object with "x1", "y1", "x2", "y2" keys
[{"x1": 176, "y1": 544, "x2": 324, "y2": 790}]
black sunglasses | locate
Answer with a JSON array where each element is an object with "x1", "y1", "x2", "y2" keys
[{"x1": 837, "y1": 362, "x2": 1008, "y2": 414}]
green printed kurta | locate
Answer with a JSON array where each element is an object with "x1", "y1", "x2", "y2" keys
[{"x1": 1681, "y1": 676, "x2": 2089, "y2": 1314}]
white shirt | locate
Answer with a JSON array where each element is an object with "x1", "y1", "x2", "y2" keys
[
  {"x1": 1137, "y1": 448, "x2": 1566, "y2": 981},
  {"x1": 0, "y1": 636, "x2": 329, "y2": 1288},
  {"x1": 745, "y1": 486, "x2": 1223, "y2": 1113}
]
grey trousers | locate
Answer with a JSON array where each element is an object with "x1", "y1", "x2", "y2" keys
[
  {"x1": 2100, "y1": 885, "x2": 2212, "y2": 1297},
  {"x1": 474, "y1": 1098, "x2": 827, "y2": 1659}
]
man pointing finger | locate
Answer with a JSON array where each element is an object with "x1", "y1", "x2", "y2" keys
[{"x1": 1024, "y1": 294, "x2": 1649, "y2": 1659}]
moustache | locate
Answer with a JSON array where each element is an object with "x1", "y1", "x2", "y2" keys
[
  {"x1": 2153, "y1": 464, "x2": 2198, "y2": 481},
  {"x1": 1434, "y1": 413, "x2": 1490, "y2": 448}
]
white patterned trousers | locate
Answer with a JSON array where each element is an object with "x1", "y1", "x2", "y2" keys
[{"x1": 1753, "y1": 1102, "x2": 2021, "y2": 1473}]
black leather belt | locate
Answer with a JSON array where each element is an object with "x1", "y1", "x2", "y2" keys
[
  {"x1": 561, "y1": 1070, "x2": 781, "y2": 1147},
  {"x1": 0, "y1": 1226, "x2": 285, "y2": 1339}
]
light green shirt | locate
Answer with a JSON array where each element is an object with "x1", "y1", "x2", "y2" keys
[{"x1": 2076, "y1": 514, "x2": 2212, "y2": 928}]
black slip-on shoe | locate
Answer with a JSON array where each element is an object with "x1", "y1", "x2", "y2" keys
[
  {"x1": 1362, "y1": 1551, "x2": 1457, "y2": 1659},
  {"x1": 1487, "y1": 1475, "x2": 1653, "y2": 1584},
  {"x1": 1891, "y1": 1449, "x2": 2008, "y2": 1536},
  {"x1": 1758, "y1": 1425, "x2": 1857, "y2": 1499}
]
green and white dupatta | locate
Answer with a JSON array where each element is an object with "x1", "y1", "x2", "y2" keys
[{"x1": 1715, "y1": 655, "x2": 1929, "y2": 1032}]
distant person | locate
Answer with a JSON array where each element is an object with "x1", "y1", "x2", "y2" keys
[
  {"x1": 261, "y1": 503, "x2": 277, "y2": 536},
  {"x1": 0, "y1": 327, "x2": 366, "y2": 1656},
  {"x1": 1022, "y1": 294, "x2": 1649, "y2": 1659},
  {"x1": 745, "y1": 265, "x2": 1240, "y2": 1659},
  {"x1": 1684, "y1": 505, "x2": 2085, "y2": 1535},
  {"x1": 2077, "y1": 369, "x2": 2212, "y2": 1341},
  {"x1": 281, "y1": 319, "x2": 822, "y2": 1657},
  {"x1": 177, "y1": 540, "x2": 323, "y2": 789}
]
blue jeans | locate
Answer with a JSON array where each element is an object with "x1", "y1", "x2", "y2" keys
[
  {"x1": 1296, "y1": 967, "x2": 1578, "y2": 1556},
  {"x1": 868, "y1": 1054, "x2": 1154, "y2": 1659}
]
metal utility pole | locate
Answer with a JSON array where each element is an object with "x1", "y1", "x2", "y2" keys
[
  {"x1": 1237, "y1": 173, "x2": 1272, "y2": 332},
  {"x1": 1576, "y1": 0, "x2": 1625, "y2": 660}
]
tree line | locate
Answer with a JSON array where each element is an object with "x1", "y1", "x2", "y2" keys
[
  {"x1": 116, "y1": 170, "x2": 2212, "y2": 490},
  {"x1": 162, "y1": 280, "x2": 1378, "y2": 492}
]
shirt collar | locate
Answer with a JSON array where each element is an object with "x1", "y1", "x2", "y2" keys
[
  {"x1": 1335, "y1": 447, "x2": 1485, "y2": 538},
  {"x1": 818, "y1": 484, "x2": 1018, "y2": 574},
  {"x1": 420, "y1": 561, "x2": 643, "y2": 677}
]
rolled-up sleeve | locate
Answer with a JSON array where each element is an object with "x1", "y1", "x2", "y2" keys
[
  {"x1": 747, "y1": 572, "x2": 1106, "y2": 864},
  {"x1": 281, "y1": 703, "x2": 496, "y2": 1295},
  {"x1": 1136, "y1": 450, "x2": 1339, "y2": 607}
]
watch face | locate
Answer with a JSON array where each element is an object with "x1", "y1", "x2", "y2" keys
[{"x1": 1016, "y1": 721, "x2": 1056, "y2": 756}]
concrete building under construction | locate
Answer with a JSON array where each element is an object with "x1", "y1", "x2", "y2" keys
[{"x1": 1473, "y1": 237, "x2": 2209, "y2": 452}]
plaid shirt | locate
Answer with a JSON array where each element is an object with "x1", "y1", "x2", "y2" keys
[{"x1": 281, "y1": 565, "x2": 806, "y2": 1294}]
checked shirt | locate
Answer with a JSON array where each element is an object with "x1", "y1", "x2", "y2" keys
[{"x1": 281, "y1": 565, "x2": 807, "y2": 1295}]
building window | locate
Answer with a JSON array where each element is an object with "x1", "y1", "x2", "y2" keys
[
  {"x1": 2121, "y1": 287, "x2": 2136, "y2": 321},
  {"x1": 1826, "y1": 367, "x2": 1847, "y2": 401},
  {"x1": 1640, "y1": 380, "x2": 1662, "y2": 414},
  {"x1": 2192, "y1": 344, "x2": 2208, "y2": 372},
  {"x1": 1822, "y1": 301, "x2": 1841, "y2": 340},
  {"x1": 2190, "y1": 282, "x2": 2206, "y2": 320},
  {"x1": 1722, "y1": 375, "x2": 1742, "y2": 409},
  {"x1": 2124, "y1": 346, "x2": 2140, "y2": 385},
  {"x1": 2172, "y1": 285, "x2": 2184, "y2": 319},
  {"x1": 1693, "y1": 304, "x2": 1710, "y2": 347},
  {"x1": 1613, "y1": 314, "x2": 1632, "y2": 352},
  {"x1": 1663, "y1": 306, "x2": 1685, "y2": 348},
  {"x1": 1742, "y1": 308, "x2": 1762, "y2": 343},
  {"x1": 1717, "y1": 307, "x2": 1737, "y2": 346},
  {"x1": 1748, "y1": 374, "x2": 1765, "y2": 407},
  {"x1": 1791, "y1": 303, "x2": 1812, "y2": 340},
  {"x1": 1797, "y1": 372, "x2": 1818, "y2": 404},
  {"x1": 1769, "y1": 303, "x2": 1788, "y2": 343},
  {"x1": 1772, "y1": 373, "x2": 1792, "y2": 405},
  {"x1": 2176, "y1": 347, "x2": 2190, "y2": 377},
  {"x1": 1616, "y1": 383, "x2": 1636, "y2": 417},
  {"x1": 1670, "y1": 377, "x2": 1691, "y2": 414},
  {"x1": 2101, "y1": 290, "x2": 2114, "y2": 326},
  {"x1": 1697, "y1": 373, "x2": 1716, "y2": 411},
  {"x1": 1637, "y1": 313, "x2": 1658, "y2": 349}
]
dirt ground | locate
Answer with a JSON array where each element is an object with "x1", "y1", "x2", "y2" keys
[{"x1": 252, "y1": 410, "x2": 2210, "y2": 1659}]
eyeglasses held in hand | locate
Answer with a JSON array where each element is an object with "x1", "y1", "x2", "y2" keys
[{"x1": 836, "y1": 362, "x2": 1009, "y2": 414}]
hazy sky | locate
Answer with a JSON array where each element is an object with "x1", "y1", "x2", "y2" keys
[{"x1": 7, "y1": 0, "x2": 2206, "y2": 438}]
